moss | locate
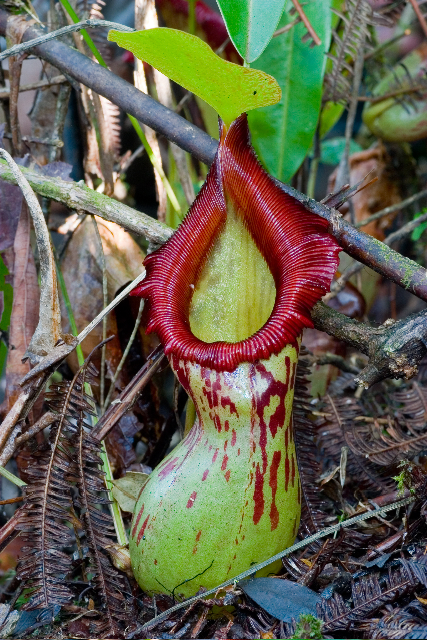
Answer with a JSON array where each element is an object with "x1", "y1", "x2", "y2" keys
[
  {"x1": 393, "y1": 460, "x2": 416, "y2": 496},
  {"x1": 372, "y1": 238, "x2": 420, "y2": 290},
  {"x1": 291, "y1": 614, "x2": 324, "y2": 640}
]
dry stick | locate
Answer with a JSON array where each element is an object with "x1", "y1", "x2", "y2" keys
[
  {"x1": 289, "y1": 0, "x2": 321, "y2": 45},
  {"x1": 20, "y1": 270, "x2": 147, "y2": 385},
  {"x1": 118, "y1": 144, "x2": 145, "y2": 173},
  {"x1": 103, "y1": 299, "x2": 144, "y2": 411},
  {"x1": 138, "y1": 496, "x2": 415, "y2": 634},
  {"x1": 385, "y1": 210, "x2": 427, "y2": 246},
  {"x1": 76, "y1": 272, "x2": 146, "y2": 346},
  {"x1": 92, "y1": 344, "x2": 166, "y2": 442},
  {"x1": 0, "y1": 412, "x2": 56, "y2": 467},
  {"x1": 0, "y1": 19, "x2": 134, "y2": 61},
  {"x1": 91, "y1": 217, "x2": 108, "y2": 412},
  {"x1": 408, "y1": 0, "x2": 427, "y2": 38},
  {"x1": 0, "y1": 74, "x2": 66, "y2": 99},
  {"x1": 0, "y1": 150, "x2": 62, "y2": 361},
  {"x1": 0, "y1": 160, "x2": 173, "y2": 245},
  {"x1": 0, "y1": 384, "x2": 34, "y2": 453}
]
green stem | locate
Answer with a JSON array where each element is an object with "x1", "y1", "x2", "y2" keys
[
  {"x1": 128, "y1": 115, "x2": 182, "y2": 214},
  {"x1": 59, "y1": 0, "x2": 107, "y2": 67},
  {"x1": 0, "y1": 465, "x2": 26, "y2": 487},
  {"x1": 188, "y1": 0, "x2": 196, "y2": 35},
  {"x1": 100, "y1": 443, "x2": 128, "y2": 546}
]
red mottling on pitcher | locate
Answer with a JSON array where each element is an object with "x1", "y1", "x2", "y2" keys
[{"x1": 131, "y1": 114, "x2": 340, "y2": 372}]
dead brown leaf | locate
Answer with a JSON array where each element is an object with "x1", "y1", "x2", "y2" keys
[
  {"x1": 3, "y1": 204, "x2": 39, "y2": 410},
  {"x1": 60, "y1": 216, "x2": 146, "y2": 375}
]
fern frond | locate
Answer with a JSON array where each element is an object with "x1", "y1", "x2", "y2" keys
[
  {"x1": 74, "y1": 382, "x2": 131, "y2": 638},
  {"x1": 319, "y1": 560, "x2": 424, "y2": 632},
  {"x1": 318, "y1": 394, "x2": 395, "y2": 494},
  {"x1": 17, "y1": 364, "x2": 96, "y2": 609},
  {"x1": 325, "y1": 0, "x2": 373, "y2": 103},
  {"x1": 370, "y1": 599, "x2": 427, "y2": 639},
  {"x1": 293, "y1": 351, "x2": 328, "y2": 537}
]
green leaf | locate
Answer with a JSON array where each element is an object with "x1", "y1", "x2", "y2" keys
[
  {"x1": 248, "y1": 0, "x2": 332, "y2": 183},
  {"x1": 411, "y1": 209, "x2": 427, "y2": 242},
  {"x1": 111, "y1": 472, "x2": 149, "y2": 513},
  {"x1": 0, "y1": 254, "x2": 12, "y2": 333},
  {"x1": 216, "y1": 0, "x2": 288, "y2": 63},
  {"x1": 317, "y1": 137, "x2": 362, "y2": 165},
  {"x1": 108, "y1": 28, "x2": 281, "y2": 127},
  {"x1": 319, "y1": 101, "x2": 344, "y2": 139}
]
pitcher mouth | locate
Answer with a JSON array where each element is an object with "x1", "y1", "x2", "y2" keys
[{"x1": 132, "y1": 114, "x2": 341, "y2": 372}]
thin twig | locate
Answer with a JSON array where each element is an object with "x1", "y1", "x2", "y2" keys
[
  {"x1": 356, "y1": 189, "x2": 427, "y2": 228},
  {"x1": 357, "y1": 83, "x2": 427, "y2": 103},
  {"x1": 289, "y1": 0, "x2": 321, "y2": 45},
  {"x1": 327, "y1": 210, "x2": 427, "y2": 299},
  {"x1": 385, "y1": 210, "x2": 427, "y2": 245},
  {"x1": 92, "y1": 345, "x2": 166, "y2": 442},
  {"x1": 0, "y1": 412, "x2": 57, "y2": 467},
  {"x1": 103, "y1": 299, "x2": 144, "y2": 411},
  {"x1": 137, "y1": 497, "x2": 415, "y2": 635},
  {"x1": 119, "y1": 144, "x2": 145, "y2": 173},
  {"x1": 0, "y1": 19, "x2": 134, "y2": 62},
  {"x1": 76, "y1": 272, "x2": 146, "y2": 346},
  {"x1": 0, "y1": 74, "x2": 66, "y2": 99},
  {"x1": 2, "y1": 132, "x2": 63, "y2": 147},
  {"x1": 91, "y1": 217, "x2": 108, "y2": 412},
  {"x1": 273, "y1": 17, "x2": 300, "y2": 37}
]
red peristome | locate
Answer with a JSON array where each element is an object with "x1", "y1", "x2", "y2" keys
[{"x1": 132, "y1": 114, "x2": 341, "y2": 371}]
